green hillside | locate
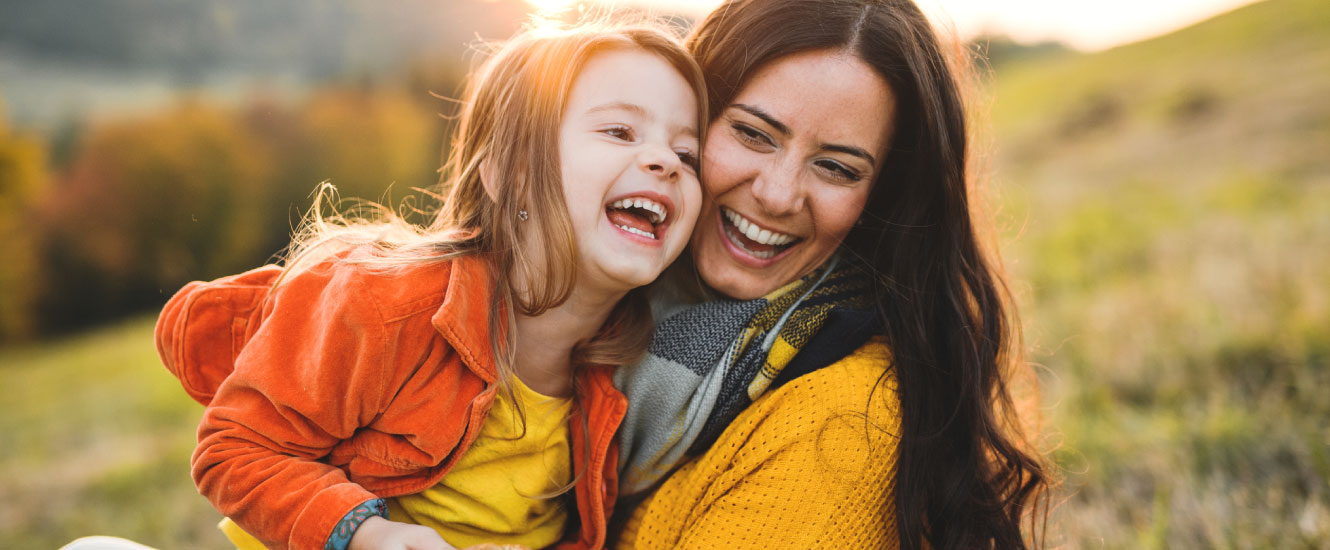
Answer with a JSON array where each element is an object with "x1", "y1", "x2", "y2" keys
[
  {"x1": 987, "y1": 0, "x2": 1330, "y2": 546},
  {"x1": 0, "y1": 317, "x2": 227, "y2": 549},
  {"x1": 991, "y1": 0, "x2": 1330, "y2": 191},
  {"x1": 1, "y1": 0, "x2": 1327, "y2": 548}
]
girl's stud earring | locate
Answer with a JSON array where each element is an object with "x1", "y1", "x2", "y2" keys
[{"x1": 517, "y1": 210, "x2": 529, "y2": 221}]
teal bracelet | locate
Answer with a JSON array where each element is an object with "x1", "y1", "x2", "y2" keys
[{"x1": 324, "y1": 498, "x2": 388, "y2": 550}]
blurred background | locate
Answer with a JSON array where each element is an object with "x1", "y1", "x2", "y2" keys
[{"x1": 0, "y1": 0, "x2": 1326, "y2": 548}]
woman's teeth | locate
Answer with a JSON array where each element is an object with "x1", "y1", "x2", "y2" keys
[{"x1": 722, "y1": 207, "x2": 797, "y2": 246}]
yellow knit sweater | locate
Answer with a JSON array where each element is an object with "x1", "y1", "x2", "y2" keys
[{"x1": 614, "y1": 337, "x2": 900, "y2": 549}]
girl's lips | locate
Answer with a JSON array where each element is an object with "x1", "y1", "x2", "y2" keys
[
  {"x1": 605, "y1": 190, "x2": 677, "y2": 226},
  {"x1": 607, "y1": 214, "x2": 665, "y2": 246},
  {"x1": 714, "y1": 207, "x2": 799, "y2": 268},
  {"x1": 604, "y1": 190, "x2": 677, "y2": 246}
]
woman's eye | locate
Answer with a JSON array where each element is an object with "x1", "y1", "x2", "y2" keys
[
  {"x1": 815, "y1": 160, "x2": 862, "y2": 183},
  {"x1": 731, "y1": 123, "x2": 773, "y2": 148},
  {"x1": 601, "y1": 125, "x2": 634, "y2": 141}
]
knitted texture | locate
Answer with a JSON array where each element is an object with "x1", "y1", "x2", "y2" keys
[
  {"x1": 614, "y1": 258, "x2": 875, "y2": 497},
  {"x1": 615, "y1": 338, "x2": 900, "y2": 549}
]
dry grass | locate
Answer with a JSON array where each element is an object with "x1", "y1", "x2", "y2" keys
[
  {"x1": 987, "y1": 0, "x2": 1330, "y2": 546},
  {"x1": 0, "y1": 316, "x2": 228, "y2": 549}
]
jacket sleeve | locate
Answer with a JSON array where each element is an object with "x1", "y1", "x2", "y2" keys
[
  {"x1": 192, "y1": 264, "x2": 400, "y2": 550},
  {"x1": 155, "y1": 264, "x2": 282, "y2": 406}
]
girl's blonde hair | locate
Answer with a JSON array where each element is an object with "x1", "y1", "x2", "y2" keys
[{"x1": 281, "y1": 19, "x2": 707, "y2": 392}]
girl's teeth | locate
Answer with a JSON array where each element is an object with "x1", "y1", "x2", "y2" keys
[
  {"x1": 611, "y1": 198, "x2": 666, "y2": 224},
  {"x1": 615, "y1": 224, "x2": 656, "y2": 239}
]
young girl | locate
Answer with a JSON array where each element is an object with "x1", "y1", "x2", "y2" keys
[{"x1": 154, "y1": 21, "x2": 705, "y2": 550}]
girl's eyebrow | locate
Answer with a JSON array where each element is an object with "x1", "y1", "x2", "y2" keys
[
  {"x1": 587, "y1": 101, "x2": 697, "y2": 138},
  {"x1": 587, "y1": 101, "x2": 647, "y2": 117},
  {"x1": 733, "y1": 103, "x2": 876, "y2": 167}
]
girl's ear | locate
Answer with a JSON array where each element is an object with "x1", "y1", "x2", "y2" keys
[{"x1": 479, "y1": 155, "x2": 501, "y2": 203}]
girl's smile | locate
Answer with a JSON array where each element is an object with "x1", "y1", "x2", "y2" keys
[
  {"x1": 605, "y1": 191, "x2": 676, "y2": 243},
  {"x1": 557, "y1": 47, "x2": 703, "y2": 294}
]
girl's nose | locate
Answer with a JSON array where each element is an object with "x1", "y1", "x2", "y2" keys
[{"x1": 641, "y1": 146, "x2": 681, "y2": 181}]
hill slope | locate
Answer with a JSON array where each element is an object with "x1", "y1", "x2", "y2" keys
[
  {"x1": 991, "y1": 0, "x2": 1330, "y2": 192},
  {"x1": 987, "y1": 0, "x2": 1330, "y2": 546}
]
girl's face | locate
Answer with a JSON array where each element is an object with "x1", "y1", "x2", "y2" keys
[
  {"x1": 691, "y1": 49, "x2": 895, "y2": 300},
  {"x1": 558, "y1": 48, "x2": 702, "y2": 295}
]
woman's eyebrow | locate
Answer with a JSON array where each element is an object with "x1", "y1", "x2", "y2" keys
[
  {"x1": 821, "y1": 143, "x2": 876, "y2": 167},
  {"x1": 731, "y1": 103, "x2": 789, "y2": 136},
  {"x1": 733, "y1": 103, "x2": 875, "y2": 166}
]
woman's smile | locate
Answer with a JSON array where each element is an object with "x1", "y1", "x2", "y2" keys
[
  {"x1": 716, "y1": 206, "x2": 801, "y2": 262},
  {"x1": 690, "y1": 49, "x2": 894, "y2": 300}
]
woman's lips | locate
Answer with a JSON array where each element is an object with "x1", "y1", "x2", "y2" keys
[{"x1": 716, "y1": 206, "x2": 800, "y2": 264}]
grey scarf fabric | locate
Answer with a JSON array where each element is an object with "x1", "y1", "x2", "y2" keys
[{"x1": 613, "y1": 256, "x2": 876, "y2": 497}]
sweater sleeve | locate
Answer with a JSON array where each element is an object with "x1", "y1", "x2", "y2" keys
[
  {"x1": 615, "y1": 339, "x2": 900, "y2": 550},
  {"x1": 193, "y1": 265, "x2": 400, "y2": 550}
]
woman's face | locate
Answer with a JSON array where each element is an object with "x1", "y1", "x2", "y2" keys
[{"x1": 691, "y1": 49, "x2": 895, "y2": 299}]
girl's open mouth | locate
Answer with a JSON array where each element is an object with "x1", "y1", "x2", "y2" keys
[
  {"x1": 606, "y1": 194, "x2": 671, "y2": 241},
  {"x1": 719, "y1": 206, "x2": 801, "y2": 260}
]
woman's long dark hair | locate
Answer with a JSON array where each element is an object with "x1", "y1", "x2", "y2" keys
[{"x1": 689, "y1": 1, "x2": 1050, "y2": 548}]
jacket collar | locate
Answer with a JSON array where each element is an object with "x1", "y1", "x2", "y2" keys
[{"x1": 431, "y1": 254, "x2": 504, "y2": 383}]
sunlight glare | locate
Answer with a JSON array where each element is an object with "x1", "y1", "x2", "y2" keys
[{"x1": 526, "y1": 0, "x2": 577, "y2": 16}]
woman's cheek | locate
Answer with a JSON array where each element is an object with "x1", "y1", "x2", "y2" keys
[
  {"x1": 821, "y1": 187, "x2": 874, "y2": 244},
  {"x1": 700, "y1": 133, "x2": 747, "y2": 197}
]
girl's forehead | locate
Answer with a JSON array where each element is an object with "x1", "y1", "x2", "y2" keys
[{"x1": 565, "y1": 48, "x2": 699, "y2": 129}]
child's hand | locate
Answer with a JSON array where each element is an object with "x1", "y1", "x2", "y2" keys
[{"x1": 349, "y1": 516, "x2": 457, "y2": 550}]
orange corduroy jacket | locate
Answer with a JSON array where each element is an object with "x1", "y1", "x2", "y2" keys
[{"x1": 155, "y1": 254, "x2": 626, "y2": 550}]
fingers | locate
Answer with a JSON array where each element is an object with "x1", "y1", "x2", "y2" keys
[{"x1": 401, "y1": 524, "x2": 455, "y2": 550}]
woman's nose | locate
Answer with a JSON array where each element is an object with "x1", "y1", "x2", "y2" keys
[{"x1": 750, "y1": 163, "x2": 804, "y2": 216}]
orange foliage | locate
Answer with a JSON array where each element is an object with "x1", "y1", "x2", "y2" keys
[
  {"x1": 23, "y1": 86, "x2": 444, "y2": 335},
  {"x1": 0, "y1": 106, "x2": 50, "y2": 340}
]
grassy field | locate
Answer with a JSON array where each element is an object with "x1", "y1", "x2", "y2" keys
[
  {"x1": 986, "y1": 0, "x2": 1330, "y2": 546},
  {"x1": 2, "y1": 0, "x2": 1328, "y2": 548},
  {"x1": 0, "y1": 316, "x2": 230, "y2": 549}
]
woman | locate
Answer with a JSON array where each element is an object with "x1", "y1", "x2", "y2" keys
[{"x1": 611, "y1": 0, "x2": 1050, "y2": 548}]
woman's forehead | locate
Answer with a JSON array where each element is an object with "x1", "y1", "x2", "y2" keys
[{"x1": 729, "y1": 49, "x2": 894, "y2": 154}]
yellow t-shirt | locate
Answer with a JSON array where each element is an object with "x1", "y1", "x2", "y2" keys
[
  {"x1": 220, "y1": 375, "x2": 573, "y2": 550},
  {"x1": 388, "y1": 375, "x2": 573, "y2": 548}
]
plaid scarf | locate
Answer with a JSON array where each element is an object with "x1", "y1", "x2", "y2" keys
[{"x1": 613, "y1": 256, "x2": 879, "y2": 497}]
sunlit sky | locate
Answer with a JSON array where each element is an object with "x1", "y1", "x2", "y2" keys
[{"x1": 527, "y1": 0, "x2": 1261, "y2": 50}]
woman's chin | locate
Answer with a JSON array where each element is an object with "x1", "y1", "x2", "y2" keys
[{"x1": 693, "y1": 247, "x2": 785, "y2": 300}]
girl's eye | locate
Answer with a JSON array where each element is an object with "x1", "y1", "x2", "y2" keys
[
  {"x1": 814, "y1": 159, "x2": 862, "y2": 183},
  {"x1": 601, "y1": 125, "x2": 634, "y2": 141},
  {"x1": 731, "y1": 122, "x2": 774, "y2": 148},
  {"x1": 675, "y1": 149, "x2": 699, "y2": 170}
]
